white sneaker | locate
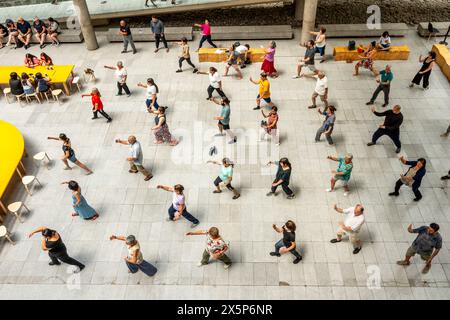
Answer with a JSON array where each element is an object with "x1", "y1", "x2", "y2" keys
[
  {"x1": 326, "y1": 188, "x2": 333, "y2": 192},
  {"x1": 223, "y1": 264, "x2": 231, "y2": 269},
  {"x1": 197, "y1": 262, "x2": 206, "y2": 267},
  {"x1": 343, "y1": 192, "x2": 349, "y2": 196},
  {"x1": 292, "y1": 75, "x2": 299, "y2": 79}
]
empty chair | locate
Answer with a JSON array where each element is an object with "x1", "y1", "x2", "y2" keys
[
  {"x1": 71, "y1": 76, "x2": 81, "y2": 92},
  {"x1": 52, "y1": 89, "x2": 63, "y2": 104},
  {"x1": 3, "y1": 88, "x2": 11, "y2": 104},
  {"x1": 22, "y1": 175, "x2": 42, "y2": 196},
  {"x1": 0, "y1": 225, "x2": 15, "y2": 245},
  {"x1": 427, "y1": 22, "x2": 440, "y2": 41},
  {"x1": 26, "y1": 92, "x2": 41, "y2": 104},
  {"x1": 7, "y1": 201, "x2": 30, "y2": 223},
  {"x1": 33, "y1": 152, "x2": 51, "y2": 169}
]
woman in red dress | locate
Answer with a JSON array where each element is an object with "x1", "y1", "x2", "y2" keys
[{"x1": 261, "y1": 40, "x2": 278, "y2": 78}]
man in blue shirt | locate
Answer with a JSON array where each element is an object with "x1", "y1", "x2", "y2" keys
[
  {"x1": 17, "y1": 17, "x2": 32, "y2": 49},
  {"x1": 366, "y1": 65, "x2": 393, "y2": 107},
  {"x1": 397, "y1": 223, "x2": 442, "y2": 274},
  {"x1": 389, "y1": 156, "x2": 426, "y2": 201}
]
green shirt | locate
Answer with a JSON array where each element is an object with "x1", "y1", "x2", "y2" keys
[
  {"x1": 337, "y1": 157, "x2": 353, "y2": 181},
  {"x1": 220, "y1": 104, "x2": 231, "y2": 125},
  {"x1": 219, "y1": 165, "x2": 233, "y2": 181},
  {"x1": 380, "y1": 70, "x2": 393, "y2": 83}
]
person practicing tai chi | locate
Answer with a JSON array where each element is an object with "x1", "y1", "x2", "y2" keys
[
  {"x1": 270, "y1": 220, "x2": 302, "y2": 264},
  {"x1": 389, "y1": 156, "x2": 426, "y2": 202},
  {"x1": 210, "y1": 97, "x2": 237, "y2": 144},
  {"x1": 157, "y1": 184, "x2": 200, "y2": 227},
  {"x1": 330, "y1": 203, "x2": 365, "y2": 254},
  {"x1": 62, "y1": 180, "x2": 99, "y2": 220},
  {"x1": 366, "y1": 65, "x2": 393, "y2": 108},
  {"x1": 115, "y1": 135, "x2": 153, "y2": 181},
  {"x1": 250, "y1": 72, "x2": 275, "y2": 110},
  {"x1": 367, "y1": 105, "x2": 403, "y2": 153},
  {"x1": 207, "y1": 158, "x2": 241, "y2": 200}
]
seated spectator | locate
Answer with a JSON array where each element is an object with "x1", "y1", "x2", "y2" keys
[
  {"x1": 47, "y1": 17, "x2": 60, "y2": 46},
  {"x1": 35, "y1": 72, "x2": 51, "y2": 93},
  {"x1": 17, "y1": 17, "x2": 32, "y2": 49},
  {"x1": 40, "y1": 52, "x2": 53, "y2": 67},
  {"x1": 0, "y1": 23, "x2": 8, "y2": 49},
  {"x1": 235, "y1": 42, "x2": 251, "y2": 68},
  {"x1": 376, "y1": 31, "x2": 391, "y2": 51},
  {"x1": 33, "y1": 17, "x2": 48, "y2": 49},
  {"x1": 21, "y1": 73, "x2": 35, "y2": 95},
  {"x1": 6, "y1": 19, "x2": 19, "y2": 48},
  {"x1": 9, "y1": 72, "x2": 24, "y2": 95},
  {"x1": 24, "y1": 53, "x2": 40, "y2": 68}
]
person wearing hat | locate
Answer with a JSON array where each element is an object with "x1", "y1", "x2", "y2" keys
[
  {"x1": 110, "y1": 234, "x2": 157, "y2": 277},
  {"x1": 28, "y1": 227, "x2": 85, "y2": 272},
  {"x1": 207, "y1": 158, "x2": 240, "y2": 200},
  {"x1": 326, "y1": 153, "x2": 353, "y2": 196},
  {"x1": 157, "y1": 184, "x2": 200, "y2": 227},
  {"x1": 249, "y1": 72, "x2": 275, "y2": 110}
]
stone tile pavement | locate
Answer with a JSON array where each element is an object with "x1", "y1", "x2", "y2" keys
[{"x1": 0, "y1": 28, "x2": 449, "y2": 299}]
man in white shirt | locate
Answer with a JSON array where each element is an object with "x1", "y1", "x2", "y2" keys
[
  {"x1": 197, "y1": 67, "x2": 226, "y2": 100},
  {"x1": 330, "y1": 203, "x2": 365, "y2": 254},
  {"x1": 308, "y1": 71, "x2": 328, "y2": 109},
  {"x1": 104, "y1": 61, "x2": 131, "y2": 97},
  {"x1": 235, "y1": 42, "x2": 250, "y2": 68}
]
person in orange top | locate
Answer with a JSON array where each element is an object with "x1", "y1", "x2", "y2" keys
[
  {"x1": 249, "y1": 72, "x2": 275, "y2": 110},
  {"x1": 81, "y1": 88, "x2": 112, "y2": 123}
]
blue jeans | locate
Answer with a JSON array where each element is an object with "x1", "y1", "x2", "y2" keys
[
  {"x1": 126, "y1": 260, "x2": 157, "y2": 277},
  {"x1": 168, "y1": 205, "x2": 199, "y2": 224},
  {"x1": 274, "y1": 239, "x2": 302, "y2": 259},
  {"x1": 145, "y1": 98, "x2": 159, "y2": 110}
]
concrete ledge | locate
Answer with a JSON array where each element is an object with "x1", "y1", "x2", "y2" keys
[
  {"x1": 209, "y1": 25, "x2": 293, "y2": 40},
  {"x1": 1, "y1": 29, "x2": 84, "y2": 44},
  {"x1": 333, "y1": 45, "x2": 410, "y2": 61},
  {"x1": 106, "y1": 27, "x2": 193, "y2": 42},
  {"x1": 432, "y1": 44, "x2": 450, "y2": 82},
  {"x1": 319, "y1": 23, "x2": 409, "y2": 38},
  {"x1": 417, "y1": 22, "x2": 449, "y2": 37}
]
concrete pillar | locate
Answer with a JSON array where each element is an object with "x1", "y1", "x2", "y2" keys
[
  {"x1": 295, "y1": 0, "x2": 305, "y2": 20},
  {"x1": 73, "y1": 0, "x2": 99, "y2": 50},
  {"x1": 301, "y1": 0, "x2": 318, "y2": 43}
]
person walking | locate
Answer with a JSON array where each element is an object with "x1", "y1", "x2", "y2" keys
[
  {"x1": 250, "y1": 72, "x2": 275, "y2": 110},
  {"x1": 104, "y1": 61, "x2": 131, "y2": 97},
  {"x1": 260, "y1": 106, "x2": 279, "y2": 145},
  {"x1": 389, "y1": 156, "x2": 426, "y2": 201},
  {"x1": 151, "y1": 16, "x2": 169, "y2": 53},
  {"x1": 81, "y1": 88, "x2": 112, "y2": 122},
  {"x1": 292, "y1": 40, "x2": 317, "y2": 79},
  {"x1": 210, "y1": 97, "x2": 237, "y2": 144},
  {"x1": 151, "y1": 107, "x2": 179, "y2": 146},
  {"x1": 62, "y1": 180, "x2": 99, "y2": 220},
  {"x1": 330, "y1": 203, "x2": 365, "y2": 254},
  {"x1": 315, "y1": 105, "x2": 336, "y2": 145},
  {"x1": 119, "y1": 20, "x2": 137, "y2": 54},
  {"x1": 223, "y1": 43, "x2": 243, "y2": 80},
  {"x1": 326, "y1": 153, "x2": 353, "y2": 196},
  {"x1": 207, "y1": 158, "x2": 240, "y2": 200},
  {"x1": 310, "y1": 27, "x2": 327, "y2": 63},
  {"x1": 176, "y1": 37, "x2": 197, "y2": 73},
  {"x1": 194, "y1": 19, "x2": 217, "y2": 50},
  {"x1": 270, "y1": 220, "x2": 302, "y2": 264},
  {"x1": 409, "y1": 51, "x2": 436, "y2": 90},
  {"x1": 110, "y1": 234, "x2": 158, "y2": 277},
  {"x1": 115, "y1": 135, "x2": 153, "y2": 181},
  {"x1": 266, "y1": 158, "x2": 295, "y2": 199},
  {"x1": 367, "y1": 105, "x2": 403, "y2": 153},
  {"x1": 157, "y1": 184, "x2": 200, "y2": 227},
  {"x1": 261, "y1": 40, "x2": 278, "y2": 78},
  {"x1": 28, "y1": 227, "x2": 85, "y2": 272},
  {"x1": 366, "y1": 65, "x2": 393, "y2": 107},
  {"x1": 397, "y1": 223, "x2": 442, "y2": 274},
  {"x1": 308, "y1": 71, "x2": 328, "y2": 109},
  {"x1": 186, "y1": 227, "x2": 232, "y2": 269},
  {"x1": 137, "y1": 78, "x2": 160, "y2": 112},
  {"x1": 197, "y1": 67, "x2": 226, "y2": 100},
  {"x1": 47, "y1": 134, "x2": 93, "y2": 174},
  {"x1": 353, "y1": 41, "x2": 378, "y2": 77}
]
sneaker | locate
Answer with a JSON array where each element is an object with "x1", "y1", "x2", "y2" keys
[
  {"x1": 76, "y1": 265, "x2": 85, "y2": 273},
  {"x1": 388, "y1": 192, "x2": 399, "y2": 197},
  {"x1": 413, "y1": 197, "x2": 422, "y2": 202},
  {"x1": 133, "y1": 50, "x2": 137, "y2": 54},
  {"x1": 193, "y1": 68, "x2": 198, "y2": 73},
  {"x1": 176, "y1": 69, "x2": 182, "y2": 73},
  {"x1": 408, "y1": 83, "x2": 414, "y2": 88},
  {"x1": 49, "y1": 261, "x2": 61, "y2": 266},
  {"x1": 223, "y1": 264, "x2": 231, "y2": 269},
  {"x1": 343, "y1": 192, "x2": 349, "y2": 197},
  {"x1": 352, "y1": 247, "x2": 361, "y2": 254},
  {"x1": 422, "y1": 264, "x2": 431, "y2": 274},
  {"x1": 91, "y1": 117, "x2": 99, "y2": 120},
  {"x1": 214, "y1": 133, "x2": 225, "y2": 137},
  {"x1": 424, "y1": 86, "x2": 429, "y2": 90},
  {"x1": 330, "y1": 238, "x2": 341, "y2": 243},
  {"x1": 440, "y1": 133, "x2": 449, "y2": 137},
  {"x1": 266, "y1": 192, "x2": 274, "y2": 197},
  {"x1": 166, "y1": 217, "x2": 173, "y2": 222},
  {"x1": 144, "y1": 174, "x2": 153, "y2": 181},
  {"x1": 229, "y1": 137, "x2": 237, "y2": 144},
  {"x1": 129, "y1": 170, "x2": 138, "y2": 173},
  {"x1": 308, "y1": 105, "x2": 317, "y2": 109},
  {"x1": 396, "y1": 260, "x2": 410, "y2": 266},
  {"x1": 213, "y1": 190, "x2": 222, "y2": 194},
  {"x1": 127, "y1": 93, "x2": 131, "y2": 97},
  {"x1": 269, "y1": 252, "x2": 281, "y2": 257},
  {"x1": 197, "y1": 262, "x2": 207, "y2": 267},
  {"x1": 121, "y1": 50, "x2": 127, "y2": 53},
  {"x1": 395, "y1": 147, "x2": 401, "y2": 153},
  {"x1": 191, "y1": 222, "x2": 199, "y2": 228},
  {"x1": 253, "y1": 106, "x2": 261, "y2": 110},
  {"x1": 107, "y1": 119, "x2": 112, "y2": 123},
  {"x1": 326, "y1": 188, "x2": 333, "y2": 192},
  {"x1": 232, "y1": 194, "x2": 240, "y2": 200},
  {"x1": 292, "y1": 75, "x2": 300, "y2": 79},
  {"x1": 116, "y1": 93, "x2": 123, "y2": 96},
  {"x1": 441, "y1": 175, "x2": 450, "y2": 180},
  {"x1": 287, "y1": 194, "x2": 295, "y2": 199},
  {"x1": 382, "y1": 103, "x2": 388, "y2": 107},
  {"x1": 293, "y1": 257, "x2": 302, "y2": 264},
  {"x1": 365, "y1": 101, "x2": 374, "y2": 105},
  {"x1": 367, "y1": 142, "x2": 376, "y2": 146}
]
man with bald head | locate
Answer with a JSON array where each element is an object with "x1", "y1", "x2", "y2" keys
[
  {"x1": 367, "y1": 105, "x2": 403, "y2": 153},
  {"x1": 119, "y1": 20, "x2": 136, "y2": 54},
  {"x1": 115, "y1": 136, "x2": 152, "y2": 181},
  {"x1": 330, "y1": 203, "x2": 365, "y2": 254}
]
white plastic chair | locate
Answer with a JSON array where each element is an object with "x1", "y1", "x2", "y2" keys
[
  {"x1": 72, "y1": 76, "x2": 81, "y2": 92},
  {"x1": 52, "y1": 89, "x2": 63, "y2": 104},
  {"x1": 0, "y1": 225, "x2": 15, "y2": 245},
  {"x1": 33, "y1": 152, "x2": 51, "y2": 169},
  {"x1": 22, "y1": 175, "x2": 42, "y2": 196},
  {"x1": 7, "y1": 201, "x2": 29, "y2": 223},
  {"x1": 3, "y1": 88, "x2": 11, "y2": 103}
]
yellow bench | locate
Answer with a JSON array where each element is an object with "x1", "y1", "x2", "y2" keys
[
  {"x1": 198, "y1": 48, "x2": 266, "y2": 63},
  {"x1": 432, "y1": 44, "x2": 450, "y2": 82},
  {"x1": 333, "y1": 46, "x2": 410, "y2": 61},
  {"x1": 0, "y1": 120, "x2": 26, "y2": 221}
]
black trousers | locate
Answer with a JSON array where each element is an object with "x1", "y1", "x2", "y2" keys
[
  {"x1": 394, "y1": 179, "x2": 422, "y2": 199},
  {"x1": 207, "y1": 85, "x2": 226, "y2": 99},
  {"x1": 49, "y1": 249, "x2": 85, "y2": 269},
  {"x1": 178, "y1": 57, "x2": 196, "y2": 69},
  {"x1": 155, "y1": 33, "x2": 168, "y2": 49},
  {"x1": 271, "y1": 181, "x2": 293, "y2": 195},
  {"x1": 412, "y1": 71, "x2": 431, "y2": 88},
  {"x1": 198, "y1": 35, "x2": 217, "y2": 49},
  {"x1": 117, "y1": 82, "x2": 130, "y2": 95},
  {"x1": 372, "y1": 128, "x2": 401, "y2": 149},
  {"x1": 93, "y1": 109, "x2": 112, "y2": 120},
  {"x1": 370, "y1": 84, "x2": 390, "y2": 105}
]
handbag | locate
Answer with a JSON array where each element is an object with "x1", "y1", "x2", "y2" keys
[{"x1": 348, "y1": 40, "x2": 356, "y2": 51}]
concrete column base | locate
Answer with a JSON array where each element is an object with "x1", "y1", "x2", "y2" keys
[
  {"x1": 73, "y1": 0, "x2": 99, "y2": 51},
  {"x1": 300, "y1": 0, "x2": 318, "y2": 43}
]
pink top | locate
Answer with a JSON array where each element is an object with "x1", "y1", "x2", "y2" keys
[
  {"x1": 265, "y1": 47, "x2": 275, "y2": 62},
  {"x1": 24, "y1": 57, "x2": 40, "y2": 67},
  {"x1": 200, "y1": 23, "x2": 211, "y2": 36}
]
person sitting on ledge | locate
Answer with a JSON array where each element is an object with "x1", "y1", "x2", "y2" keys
[{"x1": 376, "y1": 31, "x2": 391, "y2": 51}]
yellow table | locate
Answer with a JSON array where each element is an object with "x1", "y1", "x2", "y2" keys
[
  {"x1": 0, "y1": 65, "x2": 75, "y2": 96},
  {"x1": 0, "y1": 120, "x2": 26, "y2": 220},
  {"x1": 432, "y1": 44, "x2": 450, "y2": 82},
  {"x1": 333, "y1": 46, "x2": 410, "y2": 61}
]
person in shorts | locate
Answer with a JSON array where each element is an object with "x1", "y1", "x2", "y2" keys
[
  {"x1": 223, "y1": 44, "x2": 242, "y2": 79},
  {"x1": 207, "y1": 158, "x2": 240, "y2": 200},
  {"x1": 309, "y1": 71, "x2": 328, "y2": 109},
  {"x1": 250, "y1": 72, "x2": 275, "y2": 110},
  {"x1": 210, "y1": 97, "x2": 237, "y2": 144},
  {"x1": 292, "y1": 40, "x2": 317, "y2": 78},
  {"x1": 235, "y1": 42, "x2": 250, "y2": 68},
  {"x1": 326, "y1": 153, "x2": 353, "y2": 196},
  {"x1": 330, "y1": 204, "x2": 365, "y2": 254}
]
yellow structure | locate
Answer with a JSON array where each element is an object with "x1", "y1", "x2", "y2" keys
[
  {"x1": 333, "y1": 46, "x2": 410, "y2": 62},
  {"x1": 432, "y1": 44, "x2": 450, "y2": 82},
  {"x1": 198, "y1": 48, "x2": 267, "y2": 63},
  {"x1": 0, "y1": 65, "x2": 75, "y2": 96},
  {"x1": 0, "y1": 120, "x2": 26, "y2": 221}
]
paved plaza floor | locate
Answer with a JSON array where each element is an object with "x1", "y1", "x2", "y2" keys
[{"x1": 0, "y1": 28, "x2": 449, "y2": 300}]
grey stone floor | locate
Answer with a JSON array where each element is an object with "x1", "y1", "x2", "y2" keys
[{"x1": 0, "y1": 28, "x2": 449, "y2": 300}]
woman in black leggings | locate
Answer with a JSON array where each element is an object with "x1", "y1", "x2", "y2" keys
[
  {"x1": 410, "y1": 51, "x2": 436, "y2": 90},
  {"x1": 176, "y1": 37, "x2": 198, "y2": 73},
  {"x1": 266, "y1": 158, "x2": 295, "y2": 199},
  {"x1": 28, "y1": 227, "x2": 85, "y2": 272}
]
